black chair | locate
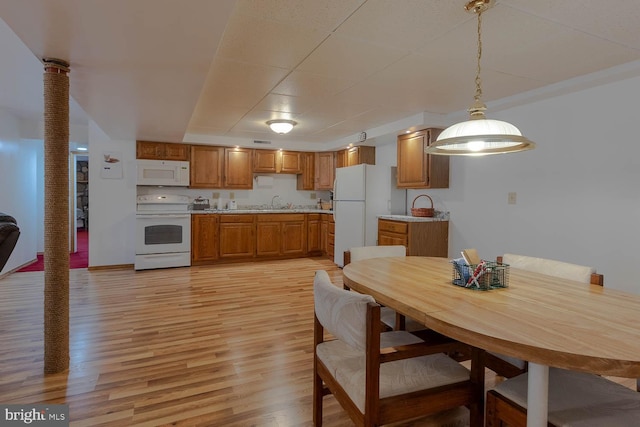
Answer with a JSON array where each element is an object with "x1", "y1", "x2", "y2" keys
[{"x1": 0, "y1": 213, "x2": 20, "y2": 271}]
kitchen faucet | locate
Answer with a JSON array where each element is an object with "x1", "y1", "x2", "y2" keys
[{"x1": 271, "y1": 195, "x2": 282, "y2": 209}]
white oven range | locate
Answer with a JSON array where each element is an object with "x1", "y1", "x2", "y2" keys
[{"x1": 135, "y1": 194, "x2": 191, "y2": 271}]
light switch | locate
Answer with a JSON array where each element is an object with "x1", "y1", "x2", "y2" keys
[
  {"x1": 310, "y1": 192, "x2": 316, "y2": 199},
  {"x1": 508, "y1": 192, "x2": 517, "y2": 205}
]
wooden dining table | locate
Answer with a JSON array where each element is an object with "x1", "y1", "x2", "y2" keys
[{"x1": 342, "y1": 256, "x2": 640, "y2": 427}]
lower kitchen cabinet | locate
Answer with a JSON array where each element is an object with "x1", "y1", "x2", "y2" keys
[
  {"x1": 191, "y1": 214, "x2": 219, "y2": 264},
  {"x1": 307, "y1": 214, "x2": 321, "y2": 255},
  {"x1": 378, "y1": 218, "x2": 448, "y2": 257},
  {"x1": 219, "y1": 215, "x2": 255, "y2": 259},
  {"x1": 256, "y1": 214, "x2": 306, "y2": 258},
  {"x1": 326, "y1": 215, "x2": 335, "y2": 260}
]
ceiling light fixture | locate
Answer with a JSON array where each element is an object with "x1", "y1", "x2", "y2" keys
[
  {"x1": 267, "y1": 119, "x2": 297, "y2": 135},
  {"x1": 426, "y1": 0, "x2": 535, "y2": 156}
]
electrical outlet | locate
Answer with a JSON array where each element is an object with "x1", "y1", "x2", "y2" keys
[
  {"x1": 508, "y1": 192, "x2": 517, "y2": 205},
  {"x1": 310, "y1": 192, "x2": 316, "y2": 199},
  {"x1": 212, "y1": 192, "x2": 220, "y2": 199},
  {"x1": 229, "y1": 192, "x2": 235, "y2": 200}
]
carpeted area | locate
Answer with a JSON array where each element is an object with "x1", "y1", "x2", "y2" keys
[{"x1": 17, "y1": 230, "x2": 88, "y2": 272}]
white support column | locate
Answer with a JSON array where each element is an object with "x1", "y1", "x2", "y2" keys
[{"x1": 527, "y1": 362, "x2": 549, "y2": 427}]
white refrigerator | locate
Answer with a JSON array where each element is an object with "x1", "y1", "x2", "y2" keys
[{"x1": 333, "y1": 164, "x2": 406, "y2": 267}]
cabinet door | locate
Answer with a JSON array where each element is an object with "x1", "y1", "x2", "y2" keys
[
  {"x1": 164, "y1": 143, "x2": 190, "y2": 161},
  {"x1": 278, "y1": 151, "x2": 301, "y2": 173},
  {"x1": 397, "y1": 128, "x2": 449, "y2": 189},
  {"x1": 256, "y1": 220, "x2": 281, "y2": 257},
  {"x1": 253, "y1": 150, "x2": 278, "y2": 173},
  {"x1": 336, "y1": 149, "x2": 347, "y2": 168},
  {"x1": 297, "y1": 152, "x2": 315, "y2": 190},
  {"x1": 315, "y1": 152, "x2": 335, "y2": 190},
  {"x1": 224, "y1": 148, "x2": 253, "y2": 189},
  {"x1": 346, "y1": 147, "x2": 359, "y2": 166},
  {"x1": 136, "y1": 141, "x2": 164, "y2": 159},
  {"x1": 320, "y1": 215, "x2": 328, "y2": 254},
  {"x1": 282, "y1": 219, "x2": 306, "y2": 255},
  {"x1": 190, "y1": 146, "x2": 223, "y2": 188},
  {"x1": 397, "y1": 131, "x2": 428, "y2": 188},
  {"x1": 307, "y1": 214, "x2": 321, "y2": 254},
  {"x1": 219, "y1": 218, "x2": 255, "y2": 259},
  {"x1": 191, "y1": 214, "x2": 218, "y2": 263}
]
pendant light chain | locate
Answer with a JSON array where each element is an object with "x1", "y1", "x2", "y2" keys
[{"x1": 474, "y1": 11, "x2": 483, "y2": 105}]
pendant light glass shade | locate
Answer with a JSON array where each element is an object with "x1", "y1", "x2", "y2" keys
[
  {"x1": 267, "y1": 119, "x2": 296, "y2": 134},
  {"x1": 425, "y1": 0, "x2": 535, "y2": 156},
  {"x1": 429, "y1": 117, "x2": 535, "y2": 156}
]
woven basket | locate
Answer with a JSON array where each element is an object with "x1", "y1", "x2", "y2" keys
[{"x1": 411, "y1": 194, "x2": 434, "y2": 217}]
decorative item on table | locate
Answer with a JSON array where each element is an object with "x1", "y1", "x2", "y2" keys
[
  {"x1": 410, "y1": 194, "x2": 434, "y2": 217},
  {"x1": 192, "y1": 197, "x2": 210, "y2": 210},
  {"x1": 451, "y1": 248, "x2": 509, "y2": 290}
]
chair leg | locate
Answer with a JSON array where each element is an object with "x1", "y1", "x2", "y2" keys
[{"x1": 313, "y1": 365, "x2": 323, "y2": 426}]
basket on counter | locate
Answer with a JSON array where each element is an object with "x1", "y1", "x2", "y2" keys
[
  {"x1": 452, "y1": 260, "x2": 509, "y2": 291},
  {"x1": 410, "y1": 194, "x2": 434, "y2": 217}
]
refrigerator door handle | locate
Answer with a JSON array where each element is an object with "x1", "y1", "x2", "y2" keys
[{"x1": 332, "y1": 177, "x2": 337, "y2": 221}]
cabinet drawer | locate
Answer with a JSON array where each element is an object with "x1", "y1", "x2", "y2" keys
[
  {"x1": 257, "y1": 213, "x2": 305, "y2": 222},
  {"x1": 219, "y1": 214, "x2": 255, "y2": 223},
  {"x1": 378, "y1": 219, "x2": 407, "y2": 234}
]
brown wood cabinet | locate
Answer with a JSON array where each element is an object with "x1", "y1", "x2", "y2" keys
[
  {"x1": 191, "y1": 214, "x2": 218, "y2": 264},
  {"x1": 297, "y1": 152, "x2": 315, "y2": 190},
  {"x1": 307, "y1": 213, "x2": 321, "y2": 255},
  {"x1": 378, "y1": 218, "x2": 448, "y2": 257},
  {"x1": 253, "y1": 150, "x2": 278, "y2": 173},
  {"x1": 279, "y1": 151, "x2": 301, "y2": 174},
  {"x1": 219, "y1": 215, "x2": 255, "y2": 259},
  {"x1": 397, "y1": 128, "x2": 449, "y2": 188},
  {"x1": 190, "y1": 145, "x2": 223, "y2": 188},
  {"x1": 327, "y1": 214, "x2": 335, "y2": 260},
  {"x1": 136, "y1": 141, "x2": 190, "y2": 160},
  {"x1": 253, "y1": 150, "x2": 301, "y2": 174},
  {"x1": 337, "y1": 146, "x2": 376, "y2": 168},
  {"x1": 315, "y1": 152, "x2": 335, "y2": 190},
  {"x1": 224, "y1": 147, "x2": 253, "y2": 189},
  {"x1": 256, "y1": 214, "x2": 306, "y2": 258}
]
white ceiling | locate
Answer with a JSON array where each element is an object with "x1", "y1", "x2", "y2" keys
[{"x1": 1, "y1": 0, "x2": 640, "y2": 149}]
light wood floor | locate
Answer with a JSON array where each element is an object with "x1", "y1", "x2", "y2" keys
[{"x1": 0, "y1": 258, "x2": 635, "y2": 426}]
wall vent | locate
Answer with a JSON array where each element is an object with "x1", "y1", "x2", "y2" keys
[{"x1": 253, "y1": 140, "x2": 272, "y2": 145}]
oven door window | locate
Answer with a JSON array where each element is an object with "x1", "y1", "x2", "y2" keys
[{"x1": 145, "y1": 224, "x2": 183, "y2": 245}]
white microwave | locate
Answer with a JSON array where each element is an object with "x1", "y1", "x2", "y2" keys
[{"x1": 137, "y1": 159, "x2": 190, "y2": 186}]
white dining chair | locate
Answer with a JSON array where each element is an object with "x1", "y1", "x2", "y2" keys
[
  {"x1": 344, "y1": 245, "x2": 425, "y2": 332},
  {"x1": 484, "y1": 253, "x2": 603, "y2": 378},
  {"x1": 313, "y1": 270, "x2": 483, "y2": 427}
]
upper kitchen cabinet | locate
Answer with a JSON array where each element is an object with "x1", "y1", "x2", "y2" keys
[
  {"x1": 297, "y1": 152, "x2": 315, "y2": 191},
  {"x1": 253, "y1": 150, "x2": 301, "y2": 174},
  {"x1": 136, "y1": 141, "x2": 190, "y2": 161},
  {"x1": 315, "y1": 152, "x2": 335, "y2": 191},
  {"x1": 253, "y1": 150, "x2": 278, "y2": 173},
  {"x1": 279, "y1": 151, "x2": 301, "y2": 174},
  {"x1": 336, "y1": 146, "x2": 375, "y2": 168},
  {"x1": 397, "y1": 128, "x2": 449, "y2": 189},
  {"x1": 190, "y1": 145, "x2": 223, "y2": 188},
  {"x1": 224, "y1": 147, "x2": 253, "y2": 189}
]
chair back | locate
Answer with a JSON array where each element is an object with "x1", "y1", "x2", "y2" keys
[
  {"x1": 502, "y1": 253, "x2": 596, "y2": 284},
  {"x1": 350, "y1": 245, "x2": 406, "y2": 263},
  {"x1": 313, "y1": 270, "x2": 375, "y2": 351}
]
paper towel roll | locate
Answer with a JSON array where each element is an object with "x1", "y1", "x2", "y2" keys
[{"x1": 256, "y1": 175, "x2": 274, "y2": 188}]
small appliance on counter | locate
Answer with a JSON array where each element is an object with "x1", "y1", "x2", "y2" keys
[
  {"x1": 228, "y1": 200, "x2": 237, "y2": 210},
  {"x1": 192, "y1": 197, "x2": 210, "y2": 210}
]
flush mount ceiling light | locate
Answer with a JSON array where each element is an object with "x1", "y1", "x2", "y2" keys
[
  {"x1": 267, "y1": 119, "x2": 297, "y2": 134},
  {"x1": 426, "y1": 0, "x2": 535, "y2": 156}
]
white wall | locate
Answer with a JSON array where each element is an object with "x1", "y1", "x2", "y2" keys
[
  {"x1": 406, "y1": 74, "x2": 640, "y2": 293},
  {"x1": 0, "y1": 110, "x2": 38, "y2": 274},
  {"x1": 87, "y1": 121, "x2": 137, "y2": 267}
]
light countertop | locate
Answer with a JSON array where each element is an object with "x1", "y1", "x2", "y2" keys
[{"x1": 378, "y1": 214, "x2": 448, "y2": 222}]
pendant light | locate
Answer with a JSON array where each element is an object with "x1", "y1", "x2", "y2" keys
[
  {"x1": 426, "y1": 0, "x2": 535, "y2": 156},
  {"x1": 267, "y1": 119, "x2": 297, "y2": 134}
]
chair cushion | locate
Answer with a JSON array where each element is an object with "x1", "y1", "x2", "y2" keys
[
  {"x1": 350, "y1": 245, "x2": 406, "y2": 262},
  {"x1": 493, "y1": 367, "x2": 640, "y2": 426},
  {"x1": 502, "y1": 254, "x2": 595, "y2": 284},
  {"x1": 317, "y1": 330, "x2": 470, "y2": 413},
  {"x1": 313, "y1": 270, "x2": 375, "y2": 351}
]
